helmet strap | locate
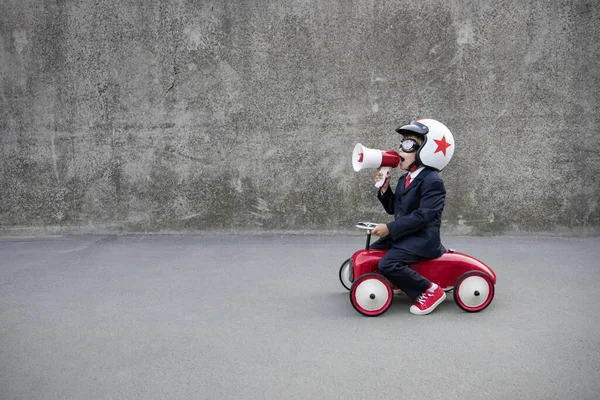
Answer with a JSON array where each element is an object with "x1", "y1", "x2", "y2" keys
[{"x1": 408, "y1": 163, "x2": 419, "y2": 172}]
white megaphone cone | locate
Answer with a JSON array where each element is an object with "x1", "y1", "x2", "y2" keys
[{"x1": 352, "y1": 144, "x2": 401, "y2": 188}]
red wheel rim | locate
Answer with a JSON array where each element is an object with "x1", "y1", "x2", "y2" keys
[
  {"x1": 350, "y1": 274, "x2": 393, "y2": 316},
  {"x1": 454, "y1": 272, "x2": 494, "y2": 312}
]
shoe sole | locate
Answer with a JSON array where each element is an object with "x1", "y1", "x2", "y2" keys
[{"x1": 410, "y1": 292, "x2": 447, "y2": 315}]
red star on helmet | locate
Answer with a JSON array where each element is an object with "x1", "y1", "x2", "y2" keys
[{"x1": 433, "y1": 135, "x2": 451, "y2": 156}]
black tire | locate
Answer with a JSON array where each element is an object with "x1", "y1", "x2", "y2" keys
[
  {"x1": 453, "y1": 271, "x2": 495, "y2": 313},
  {"x1": 349, "y1": 273, "x2": 393, "y2": 317},
  {"x1": 338, "y1": 258, "x2": 353, "y2": 291}
]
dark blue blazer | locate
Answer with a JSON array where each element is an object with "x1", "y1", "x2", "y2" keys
[{"x1": 377, "y1": 168, "x2": 446, "y2": 259}]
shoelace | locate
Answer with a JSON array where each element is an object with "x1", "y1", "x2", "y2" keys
[
  {"x1": 417, "y1": 293, "x2": 427, "y2": 304},
  {"x1": 416, "y1": 292, "x2": 433, "y2": 305}
]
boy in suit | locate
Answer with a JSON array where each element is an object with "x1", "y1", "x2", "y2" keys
[{"x1": 370, "y1": 119, "x2": 454, "y2": 315}]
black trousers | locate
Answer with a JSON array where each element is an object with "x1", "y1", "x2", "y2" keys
[{"x1": 370, "y1": 237, "x2": 431, "y2": 300}]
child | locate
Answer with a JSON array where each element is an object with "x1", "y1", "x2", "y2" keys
[{"x1": 370, "y1": 119, "x2": 454, "y2": 315}]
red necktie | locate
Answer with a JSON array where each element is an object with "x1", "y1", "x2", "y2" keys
[{"x1": 405, "y1": 174, "x2": 411, "y2": 188}]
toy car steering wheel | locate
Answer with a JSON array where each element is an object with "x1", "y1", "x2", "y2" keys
[{"x1": 356, "y1": 222, "x2": 378, "y2": 231}]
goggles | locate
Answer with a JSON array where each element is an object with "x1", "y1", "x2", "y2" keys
[{"x1": 399, "y1": 139, "x2": 421, "y2": 153}]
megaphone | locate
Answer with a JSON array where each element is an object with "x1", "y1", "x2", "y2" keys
[{"x1": 352, "y1": 143, "x2": 400, "y2": 188}]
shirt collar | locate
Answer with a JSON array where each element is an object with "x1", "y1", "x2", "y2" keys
[{"x1": 410, "y1": 166, "x2": 426, "y2": 179}]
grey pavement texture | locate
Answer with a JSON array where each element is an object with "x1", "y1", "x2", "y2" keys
[
  {"x1": 1, "y1": 234, "x2": 599, "y2": 400},
  {"x1": 2, "y1": 0, "x2": 600, "y2": 235}
]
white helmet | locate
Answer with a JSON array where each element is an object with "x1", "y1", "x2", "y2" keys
[{"x1": 395, "y1": 118, "x2": 455, "y2": 171}]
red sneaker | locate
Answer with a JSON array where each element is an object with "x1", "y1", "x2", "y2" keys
[{"x1": 410, "y1": 285, "x2": 446, "y2": 315}]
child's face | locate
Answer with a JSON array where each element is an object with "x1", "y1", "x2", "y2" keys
[
  {"x1": 398, "y1": 135, "x2": 421, "y2": 170},
  {"x1": 398, "y1": 150, "x2": 416, "y2": 171}
]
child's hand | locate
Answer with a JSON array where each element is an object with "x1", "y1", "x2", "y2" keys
[
  {"x1": 372, "y1": 224, "x2": 390, "y2": 238},
  {"x1": 375, "y1": 169, "x2": 390, "y2": 192}
]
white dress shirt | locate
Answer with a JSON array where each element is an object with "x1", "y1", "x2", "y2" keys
[
  {"x1": 380, "y1": 166, "x2": 425, "y2": 195},
  {"x1": 407, "y1": 166, "x2": 425, "y2": 182}
]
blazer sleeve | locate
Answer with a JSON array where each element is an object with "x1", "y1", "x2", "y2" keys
[
  {"x1": 386, "y1": 177, "x2": 446, "y2": 239},
  {"x1": 377, "y1": 186, "x2": 395, "y2": 215}
]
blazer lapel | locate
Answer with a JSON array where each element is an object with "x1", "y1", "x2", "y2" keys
[
  {"x1": 401, "y1": 168, "x2": 432, "y2": 197},
  {"x1": 399, "y1": 174, "x2": 408, "y2": 191}
]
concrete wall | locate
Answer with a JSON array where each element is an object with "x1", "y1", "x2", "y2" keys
[{"x1": 1, "y1": 0, "x2": 599, "y2": 235}]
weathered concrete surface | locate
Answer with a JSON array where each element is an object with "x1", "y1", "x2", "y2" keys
[
  {"x1": 1, "y1": 234, "x2": 600, "y2": 399},
  {"x1": 1, "y1": 0, "x2": 599, "y2": 235}
]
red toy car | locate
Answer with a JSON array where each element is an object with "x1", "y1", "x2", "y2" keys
[{"x1": 339, "y1": 222, "x2": 497, "y2": 316}]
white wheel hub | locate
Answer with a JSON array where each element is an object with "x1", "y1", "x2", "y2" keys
[
  {"x1": 340, "y1": 263, "x2": 352, "y2": 286},
  {"x1": 354, "y1": 278, "x2": 390, "y2": 311},
  {"x1": 457, "y1": 275, "x2": 490, "y2": 307}
]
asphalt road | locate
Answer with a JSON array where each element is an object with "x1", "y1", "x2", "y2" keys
[{"x1": 1, "y1": 233, "x2": 599, "y2": 400}]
